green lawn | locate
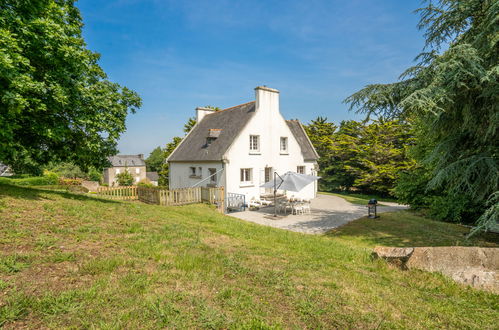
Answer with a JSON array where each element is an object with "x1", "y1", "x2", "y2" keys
[
  {"x1": 320, "y1": 191, "x2": 398, "y2": 205},
  {"x1": 329, "y1": 211, "x2": 498, "y2": 248},
  {"x1": 0, "y1": 184, "x2": 497, "y2": 328}
]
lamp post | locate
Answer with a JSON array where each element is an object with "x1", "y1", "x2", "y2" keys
[{"x1": 367, "y1": 199, "x2": 378, "y2": 219}]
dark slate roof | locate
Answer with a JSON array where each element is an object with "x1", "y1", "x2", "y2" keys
[
  {"x1": 146, "y1": 171, "x2": 159, "y2": 181},
  {"x1": 108, "y1": 155, "x2": 146, "y2": 167},
  {"x1": 286, "y1": 120, "x2": 319, "y2": 161},
  {"x1": 168, "y1": 102, "x2": 256, "y2": 162}
]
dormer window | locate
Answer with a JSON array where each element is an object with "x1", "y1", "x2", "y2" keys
[
  {"x1": 206, "y1": 129, "x2": 221, "y2": 146},
  {"x1": 249, "y1": 135, "x2": 260, "y2": 153}
]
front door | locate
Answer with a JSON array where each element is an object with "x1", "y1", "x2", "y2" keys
[{"x1": 264, "y1": 167, "x2": 273, "y2": 195}]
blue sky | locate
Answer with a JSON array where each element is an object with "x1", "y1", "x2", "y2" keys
[{"x1": 77, "y1": 0, "x2": 425, "y2": 156}]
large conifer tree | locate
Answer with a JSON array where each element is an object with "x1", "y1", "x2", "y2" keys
[{"x1": 345, "y1": 0, "x2": 498, "y2": 231}]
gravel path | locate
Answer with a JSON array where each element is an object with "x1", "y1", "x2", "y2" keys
[{"x1": 229, "y1": 194, "x2": 408, "y2": 234}]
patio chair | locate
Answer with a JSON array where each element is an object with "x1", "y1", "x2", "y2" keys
[
  {"x1": 301, "y1": 202, "x2": 311, "y2": 214},
  {"x1": 292, "y1": 203, "x2": 304, "y2": 215}
]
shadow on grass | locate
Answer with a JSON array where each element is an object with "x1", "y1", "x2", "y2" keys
[
  {"x1": 326, "y1": 212, "x2": 499, "y2": 248},
  {"x1": 0, "y1": 183, "x2": 120, "y2": 204}
]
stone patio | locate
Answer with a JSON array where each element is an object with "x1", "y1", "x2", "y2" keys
[{"x1": 229, "y1": 193, "x2": 407, "y2": 234}]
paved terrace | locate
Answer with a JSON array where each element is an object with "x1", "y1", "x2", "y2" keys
[{"x1": 229, "y1": 193, "x2": 408, "y2": 234}]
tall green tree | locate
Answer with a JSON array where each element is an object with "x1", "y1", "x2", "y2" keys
[
  {"x1": 145, "y1": 146, "x2": 163, "y2": 172},
  {"x1": 158, "y1": 137, "x2": 182, "y2": 186},
  {"x1": 344, "y1": 0, "x2": 498, "y2": 230},
  {"x1": 354, "y1": 120, "x2": 415, "y2": 195},
  {"x1": 0, "y1": 0, "x2": 141, "y2": 174}
]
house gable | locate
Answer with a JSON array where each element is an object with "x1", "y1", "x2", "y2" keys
[{"x1": 167, "y1": 102, "x2": 256, "y2": 162}]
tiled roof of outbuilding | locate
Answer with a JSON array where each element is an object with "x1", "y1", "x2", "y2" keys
[{"x1": 107, "y1": 155, "x2": 146, "y2": 167}]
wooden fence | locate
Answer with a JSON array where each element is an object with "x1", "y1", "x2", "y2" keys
[
  {"x1": 96, "y1": 186, "x2": 138, "y2": 200},
  {"x1": 137, "y1": 186, "x2": 224, "y2": 211},
  {"x1": 96, "y1": 185, "x2": 224, "y2": 211}
]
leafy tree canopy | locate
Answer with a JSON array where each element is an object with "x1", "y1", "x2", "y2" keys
[
  {"x1": 158, "y1": 137, "x2": 182, "y2": 186},
  {"x1": 0, "y1": 0, "x2": 141, "y2": 174},
  {"x1": 145, "y1": 146, "x2": 163, "y2": 172},
  {"x1": 305, "y1": 117, "x2": 414, "y2": 195},
  {"x1": 344, "y1": 0, "x2": 498, "y2": 231}
]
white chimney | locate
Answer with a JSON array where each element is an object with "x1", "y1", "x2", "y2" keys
[
  {"x1": 196, "y1": 107, "x2": 216, "y2": 123},
  {"x1": 254, "y1": 86, "x2": 279, "y2": 115}
]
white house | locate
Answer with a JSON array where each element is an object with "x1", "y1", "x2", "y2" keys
[{"x1": 167, "y1": 86, "x2": 319, "y2": 202}]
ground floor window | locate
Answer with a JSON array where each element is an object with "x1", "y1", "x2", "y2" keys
[
  {"x1": 240, "y1": 168, "x2": 252, "y2": 184},
  {"x1": 209, "y1": 168, "x2": 217, "y2": 183},
  {"x1": 189, "y1": 167, "x2": 202, "y2": 178},
  {"x1": 297, "y1": 166, "x2": 305, "y2": 174}
]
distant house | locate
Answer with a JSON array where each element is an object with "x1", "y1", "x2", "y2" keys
[
  {"x1": 146, "y1": 172, "x2": 159, "y2": 186},
  {"x1": 167, "y1": 86, "x2": 319, "y2": 202},
  {"x1": 103, "y1": 155, "x2": 146, "y2": 186}
]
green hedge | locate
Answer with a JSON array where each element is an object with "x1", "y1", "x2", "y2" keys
[{"x1": 0, "y1": 172, "x2": 59, "y2": 186}]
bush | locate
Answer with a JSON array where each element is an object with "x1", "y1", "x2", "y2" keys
[
  {"x1": 0, "y1": 171, "x2": 59, "y2": 186},
  {"x1": 116, "y1": 170, "x2": 134, "y2": 186},
  {"x1": 137, "y1": 179, "x2": 154, "y2": 188},
  {"x1": 59, "y1": 178, "x2": 83, "y2": 186},
  {"x1": 87, "y1": 167, "x2": 102, "y2": 182}
]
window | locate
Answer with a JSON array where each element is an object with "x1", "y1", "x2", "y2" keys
[
  {"x1": 189, "y1": 167, "x2": 197, "y2": 177},
  {"x1": 135, "y1": 168, "x2": 140, "y2": 174},
  {"x1": 249, "y1": 135, "x2": 260, "y2": 152},
  {"x1": 135, "y1": 176, "x2": 140, "y2": 183},
  {"x1": 115, "y1": 168, "x2": 120, "y2": 174},
  {"x1": 280, "y1": 137, "x2": 288, "y2": 153},
  {"x1": 189, "y1": 167, "x2": 202, "y2": 178},
  {"x1": 297, "y1": 166, "x2": 305, "y2": 174},
  {"x1": 240, "y1": 168, "x2": 252, "y2": 184},
  {"x1": 208, "y1": 168, "x2": 217, "y2": 183}
]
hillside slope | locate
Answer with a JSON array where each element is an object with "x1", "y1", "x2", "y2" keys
[{"x1": 0, "y1": 184, "x2": 497, "y2": 328}]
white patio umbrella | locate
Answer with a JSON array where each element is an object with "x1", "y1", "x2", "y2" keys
[{"x1": 260, "y1": 171, "x2": 321, "y2": 216}]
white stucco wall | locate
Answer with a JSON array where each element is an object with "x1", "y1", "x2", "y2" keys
[
  {"x1": 223, "y1": 87, "x2": 317, "y2": 202},
  {"x1": 169, "y1": 162, "x2": 225, "y2": 189}
]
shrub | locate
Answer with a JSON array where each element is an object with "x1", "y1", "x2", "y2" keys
[
  {"x1": 116, "y1": 170, "x2": 134, "y2": 186},
  {"x1": 0, "y1": 172, "x2": 59, "y2": 186},
  {"x1": 87, "y1": 167, "x2": 102, "y2": 182},
  {"x1": 58, "y1": 178, "x2": 83, "y2": 186},
  {"x1": 137, "y1": 179, "x2": 154, "y2": 188}
]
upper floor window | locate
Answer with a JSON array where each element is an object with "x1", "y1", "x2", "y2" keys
[
  {"x1": 297, "y1": 166, "x2": 305, "y2": 174},
  {"x1": 280, "y1": 137, "x2": 288, "y2": 153},
  {"x1": 249, "y1": 135, "x2": 260, "y2": 152},
  {"x1": 135, "y1": 168, "x2": 140, "y2": 174},
  {"x1": 115, "y1": 168, "x2": 121, "y2": 174}
]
